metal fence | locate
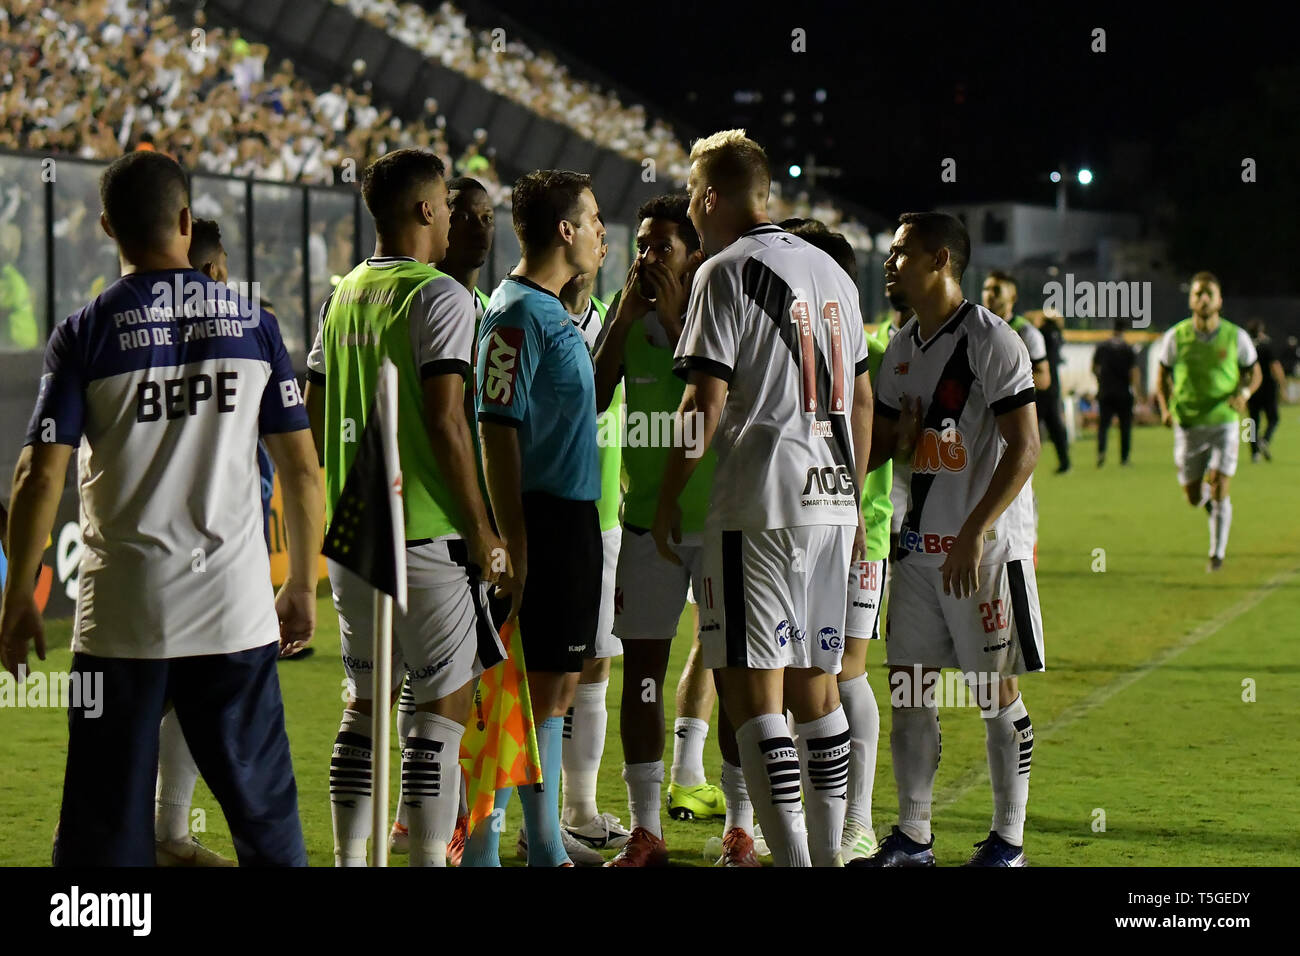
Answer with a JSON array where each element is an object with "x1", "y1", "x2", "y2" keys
[{"x1": 0, "y1": 149, "x2": 643, "y2": 366}]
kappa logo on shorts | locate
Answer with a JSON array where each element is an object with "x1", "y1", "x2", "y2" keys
[
  {"x1": 818, "y1": 626, "x2": 842, "y2": 651},
  {"x1": 484, "y1": 326, "x2": 524, "y2": 406},
  {"x1": 775, "y1": 620, "x2": 804, "y2": 647}
]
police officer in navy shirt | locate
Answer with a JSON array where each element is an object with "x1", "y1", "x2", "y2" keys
[{"x1": 0, "y1": 151, "x2": 325, "y2": 866}]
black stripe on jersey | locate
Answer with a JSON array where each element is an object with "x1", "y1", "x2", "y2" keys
[
  {"x1": 742, "y1": 224, "x2": 786, "y2": 238},
  {"x1": 990, "y1": 386, "x2": 1036, "y2": 416},
  {"x1": 1007, "y1": 560, "x2": 1043, "y2": 671},
  {"x1": 898, "y1": 334, "x2": 976, "y2": 557},
  {"x1": 910, "y1": 301, "x2": 972, "y2": 352},
  {"x1": 722, "y1": 530, "x2": 748, "y2": 667},
  {"x1": 421, "y1": 358, "x2": 470, "y2": 380},
  {"x1": 854, "y1": 356, "x2": 871, "y2": 378},
  {"x1": 740, "y1": 258, "x2": 855, "y2": 480},
  {"x1": 675, "y1": 355, "x2": 734, "y2": 383}
]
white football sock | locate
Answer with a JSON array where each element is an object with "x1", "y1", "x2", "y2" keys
[
  {"x1": 670, "y1": 717, "x2": 709, "y2": 788},
  {"x1": 984, "y1": 695, "x2": 1032, "y2": 846},
  {"x1": 1210, "y1": 497, "x2": 1233, "y2": 559},
  {"x1": 795, "y1": 707, "x2": 851, "y2": 866},
  {"x1": 736, "y1": 713, "x2": 811, "y2": 867},
  {"x1": 838, "y1": 673, "x2": 880, "y2": 830},
  {"x1": 403, "y1": 712, "x2": 465, "y2": 867},
  {"x1": 890, "y1": 705, "x2": 940, "y2": 845},
  {"x1": 1198, "y1": 482, "x2": 1212, "y2": 508},
  {"x1": 622, "y1": 761, "x2": 664, "y2": 837},
  {"x1": 155, "y1": 709, "x2": 198, "y2": 842},
  {"x1": 330, "y1": 709, "x2": 373, "y2": 866},
  {"x1": 395, "y1": 679, "x2": 415, "y2": 829},
  {"x1": 720, "y1": 760, "x2": 753, "y2": 836},
  {"x1": 562, "y1": 679, "x2": 608, "y2": 826}
]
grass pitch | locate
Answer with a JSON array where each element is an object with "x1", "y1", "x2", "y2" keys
[{"x1": 3, "y1": 418, "x2": 1298, "y2": 866}]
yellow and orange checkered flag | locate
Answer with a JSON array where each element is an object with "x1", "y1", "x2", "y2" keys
[{"x1": 458, "y1": 618, "x2": 543, "y2": 830}]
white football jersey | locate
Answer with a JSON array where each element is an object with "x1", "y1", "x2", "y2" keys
[
  {"x1": 674, "y1": 223, "x2": 869, "y2": 531},
  {"x1": 26, "y1": 270, "x2": 308, "y2": 659},
  {"x1": 875, "y1": 301, "x2": 1036, "y2": 567}
]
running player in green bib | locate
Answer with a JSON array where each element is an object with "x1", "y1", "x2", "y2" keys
[
  {"x1": 305, "y1": 149, "x2": 507, "y2": 867},
  {"x1": 1155, "y1": 271, "x2": 1261, "y2": 571}
]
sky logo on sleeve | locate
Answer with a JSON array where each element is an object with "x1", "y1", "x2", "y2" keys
[{"x1": 484, "y1": 327, "x2": 524, "y2": 406}]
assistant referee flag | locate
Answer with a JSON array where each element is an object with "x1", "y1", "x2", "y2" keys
[{"x1": 321, "y1": 357, "x2": 408, "y2": 612}]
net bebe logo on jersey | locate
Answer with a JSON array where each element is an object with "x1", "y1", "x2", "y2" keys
[
  {"x1": 483, "y1": 326, "x2": 524, "y2": 406},
  {"x1": 899, "y1": 526, "x2": 958, "y2": 555}
]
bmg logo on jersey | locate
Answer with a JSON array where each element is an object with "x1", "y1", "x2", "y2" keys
[
  {"x1": 483, "y1": 326, "x2": 523, "y2": 406},
  {"x1": 911, "y1": 427, "x2": 968, "y2": 474},
  {"x1": 817, "y1": 626, "x2": 842, "y2": 651}
]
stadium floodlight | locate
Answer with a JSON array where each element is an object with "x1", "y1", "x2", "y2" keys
[
  {"x1": 1049, "y1": 170, "x2": 1062, "y2": 183},
  {"x1": 1077, "y1": 167, "x2": 1093, "y2": 185},
  {"x1": 789, "y1": 164, "x2": 803, "y2": 178}
]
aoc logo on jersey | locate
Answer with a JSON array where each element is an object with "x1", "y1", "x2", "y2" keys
[
  {"x1": 801, "y1": 464, "x2": 855, "y2": 496},
  {"x1": 911, "y1": 428, "x2": 968, "y2": 474},
  {"x1": 484, "y1": 327, "x2": 524, "y2": 406}
]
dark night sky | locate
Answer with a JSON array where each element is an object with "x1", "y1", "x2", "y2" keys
[{"x1": 493, "y1": 1, "x2": 1298, "y2": 288}]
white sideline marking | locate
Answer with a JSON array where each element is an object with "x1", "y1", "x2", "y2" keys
[{"x1": 931, "y1": 563, "x2": 1300, "y2": 812}]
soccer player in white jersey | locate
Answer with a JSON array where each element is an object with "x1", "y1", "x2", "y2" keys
[
  {"x1": 859, "y1": 212, "x2": 1043, "y2": 867},
  {"x1": 653, "y1": 130, "x2": 874, "y2": 867},
  {"x1": 1, "y1": 151, "x2": 324, "y2": 866},
  {"x1": 1153, "y1": 271, "x2": 1261, "y2": 572},
  {"x1": 305, "y1": 149, "x2": 507, "y2": 867},
  {"x1": 982, "y1": 271, "x2": 1050, "y2": 390}
]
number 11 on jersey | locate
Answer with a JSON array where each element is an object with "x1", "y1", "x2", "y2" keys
[{"x1": 791, "y1": 299, "x2": 846, "y2": 414}]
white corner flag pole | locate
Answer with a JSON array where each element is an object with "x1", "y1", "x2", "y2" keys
[
  {"x1": 370, "y1": 358, "x2": 407, "y2": 867},
  {"x1": 370, "y1": 590, "x2": 393, "y2": 867}
]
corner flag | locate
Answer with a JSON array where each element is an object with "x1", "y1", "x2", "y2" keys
[
  {"x1": 321, "y1": 356, "x2": 405, "y2": 865},
  {"x1": 321, "y1": 357, "x2": 407, "y2": 612}
]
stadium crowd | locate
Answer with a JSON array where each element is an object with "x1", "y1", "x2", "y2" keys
[{"x1": 0, "y1": 0, "x2": 871, "y2": 247}]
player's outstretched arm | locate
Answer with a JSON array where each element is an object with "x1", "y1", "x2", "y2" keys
[
  {"x1": 479, "y1": 421, "x2": 526, "y2": 622},
  {"x1": 263, "y1": 428, "x2": 324, "y2": 655},
  {"x1": 0, "y1": 443, "x2": 71, "y2": 676},
  {"x1": 422, "y1": 374, "x2": 505, "y2": 583},
  {"x1": 940, "y1": 403, "x2": 1040, "y2": 599}
]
